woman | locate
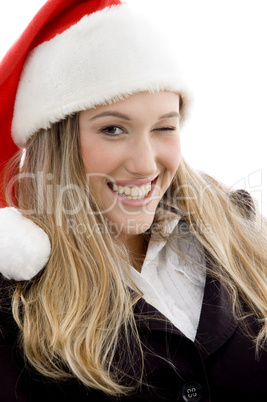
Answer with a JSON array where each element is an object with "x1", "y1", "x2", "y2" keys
[{"x1": 0, "y1": 0, "x2": 266, "y2": 401}]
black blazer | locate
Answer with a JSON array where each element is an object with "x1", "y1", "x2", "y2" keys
[{"x1": 0, "y1": 270, "x2": 266, "y2": 402}]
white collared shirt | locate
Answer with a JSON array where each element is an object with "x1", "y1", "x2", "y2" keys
[{"x1": 130, "y1": 216, "x2": 206, "y2": 341}]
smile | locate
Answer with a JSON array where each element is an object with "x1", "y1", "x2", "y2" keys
[
  {"x1": 111, "y1": 183, "x2": 151, "y2": 199},
  {"x1": 107, "y1": 176, "x2": 158, "y2": 203}
]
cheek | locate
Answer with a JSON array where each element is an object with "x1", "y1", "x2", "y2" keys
[
  {"x1": 160, "y1": 136, "x2": 182, "y2": 174},
  {"x1": 81, "y1": 142, "x2": 117, "y2": 174}
]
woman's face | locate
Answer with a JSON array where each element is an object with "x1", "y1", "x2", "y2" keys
[{"x1": 79, "y1": 91, "x2": 181, "y2": 238}]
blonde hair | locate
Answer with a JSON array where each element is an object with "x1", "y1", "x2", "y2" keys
[
  {"x1": 11, "y1": 116, "x2": 143, "y2": 395},
  {"x1": 6, "y1": 113, "x2": 267, "y2": 395},
  {"x1": 172, "y1": 162, "x2": 267, "y2": 350}
]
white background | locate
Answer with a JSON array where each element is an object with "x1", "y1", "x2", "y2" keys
[{"x1": 1, "y1": 0, "x2": 266, "y2": 215}]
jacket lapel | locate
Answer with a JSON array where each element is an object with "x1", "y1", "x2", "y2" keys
[
  {"x1": 195, "y1": 272, "x2": 238, "y2": 358},
  {"x1": 133, "y1": 270, "x2": 238, "y2": 359},
  {"x1": 133, "y1": 296, "x2": 183, "y2": 336}
]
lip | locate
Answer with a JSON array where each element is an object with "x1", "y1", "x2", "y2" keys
[
  {"x1": 108, "y1": 174, "x2": 158, "y2": 188},
  {"x1": 107, "y1": 176, "x2": 158, "y2": 207}
]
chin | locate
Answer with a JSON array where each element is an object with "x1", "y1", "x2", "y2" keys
[{"x1": 105, "y1": 214, "x2": 154, "y2": 238}]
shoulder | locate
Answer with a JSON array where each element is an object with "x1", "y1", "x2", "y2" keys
[{"x1": 229, "y1": 189, "x2": 256, "y2": 219}]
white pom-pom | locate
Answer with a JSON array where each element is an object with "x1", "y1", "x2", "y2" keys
[{"x1": 0, "y1": 208, "x2": 51, "y2": 281}]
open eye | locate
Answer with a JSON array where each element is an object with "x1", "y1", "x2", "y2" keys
[{"x1": 100, "y1": 126, "x2": 124, "y2": 136}]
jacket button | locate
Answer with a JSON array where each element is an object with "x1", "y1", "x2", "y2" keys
[{"x1": 182, "y1": 382, "x2": 203, "y2": 402}]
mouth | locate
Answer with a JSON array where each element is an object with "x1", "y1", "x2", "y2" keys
[{"x1": 107, "y1": 177, "x2": 158, "y2": 200}]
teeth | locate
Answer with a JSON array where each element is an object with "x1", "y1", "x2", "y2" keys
[
  {"x1": 111, "y1": 182, "x2": 152, "y2": 199},
  {"x1": 131, "y1": 187, "x2": 139, "y2": 197}
]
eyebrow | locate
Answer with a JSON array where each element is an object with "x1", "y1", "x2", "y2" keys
[
  {"x1": 89, "y1": 111, "x2": 180, "y2": 121},
  {"x1": 159, "y1": 111, "x2": 180, "y2": 120},
  {"x1": 90, "y1": 111, "x2": 131, "y2": 121}
]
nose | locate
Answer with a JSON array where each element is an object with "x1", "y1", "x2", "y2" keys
[{"x1": 124, "y1": 133, "x2": 158, "y2": 176}]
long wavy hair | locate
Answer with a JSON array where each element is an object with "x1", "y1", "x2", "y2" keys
[{"x1": 4, "y1": 111, "x2": 267, "y2": 395}]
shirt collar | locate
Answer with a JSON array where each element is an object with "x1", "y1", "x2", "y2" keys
[{"x1": 144, "y1": 207, "x2": 182, "y2": 265}]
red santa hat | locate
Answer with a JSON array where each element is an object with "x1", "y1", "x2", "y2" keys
[{"x1": 0, "y1": 0, "x2": 188, "y2": 280}]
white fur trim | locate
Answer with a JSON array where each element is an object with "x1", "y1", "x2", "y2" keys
[
  {"x1": 12, "y1": 4, "x2": 188, "y2": 147},
  {"x1": 0, "y1": 208, "x2": 51, "y2": 281}
]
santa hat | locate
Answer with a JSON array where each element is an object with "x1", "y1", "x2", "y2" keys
[{"x1": 0, "y1": 0, "x2": 188, "y2": 281}]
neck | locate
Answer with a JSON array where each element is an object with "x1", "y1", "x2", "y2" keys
[{"x1": 119, "y1": 233, "x2": 148, "y2": 273}]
